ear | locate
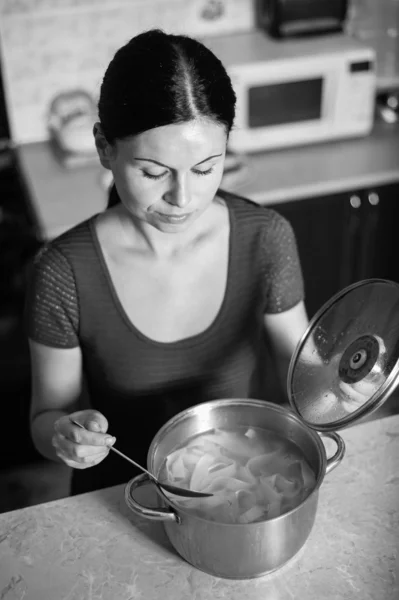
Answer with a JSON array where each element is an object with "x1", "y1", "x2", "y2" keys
[{"x1": 93, "y1": 122, "x2": 115, "y2": 169}]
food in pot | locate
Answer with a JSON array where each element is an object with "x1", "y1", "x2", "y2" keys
[{"x1": 158, "y1": 426, "x2": 316, "y2": 524}]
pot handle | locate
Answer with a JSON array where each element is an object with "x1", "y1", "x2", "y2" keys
[
  {"x1": 320, "y1": 432, "x2": 346, "y2": 474},
  {"x1": 124, "y1": 473, "x2": 180, "y2": 523}
]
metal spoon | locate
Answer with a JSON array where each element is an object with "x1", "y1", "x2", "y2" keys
[{"x1": 70, "y1": 419, "x2": 212, "y2": 498}]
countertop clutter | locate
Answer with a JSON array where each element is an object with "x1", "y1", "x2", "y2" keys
[
  {"x1": 17, "y1": 119, "x2": 399, "y2": 241},
  {"x1": 0, "y1": 415, "x2": 398, "y2": 600}
]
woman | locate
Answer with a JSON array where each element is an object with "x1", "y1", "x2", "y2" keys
[{"x1": 27, "y1": 29, "x2": 308, "y2": 495}]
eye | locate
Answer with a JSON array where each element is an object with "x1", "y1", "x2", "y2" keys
[
  {"x1": 192, "y1": 166, "x2": 215, "y2": 176},
  {"x1": 142, "y1": 170, "x2": 168, "y2": 180}
]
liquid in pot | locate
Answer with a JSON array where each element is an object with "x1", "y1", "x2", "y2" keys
[{"x1": 158, "y1": 426, "x2": 316, "y2": 524}]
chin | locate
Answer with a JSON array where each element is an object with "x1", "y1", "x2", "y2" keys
[{"x1": 153, "y1": 221, "x2": 193, "y2": 234}]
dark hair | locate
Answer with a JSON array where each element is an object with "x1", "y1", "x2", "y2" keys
[{"x1": 98, "y1": 29, "x2": 236, "y2": 144}]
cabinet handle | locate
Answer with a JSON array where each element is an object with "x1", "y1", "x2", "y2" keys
[
  {"x1": 368, "y1": 192, "x2": 380, "y2": 206},
  {"x1": 350, "y1": 195, "x2": 362, "y2": 208},
  {"x1": 342, "y1": 196, "x2": 363, "y2": 286},
  {"x1": 359, "y1": 194, "x2": 380, "y2": 279}
]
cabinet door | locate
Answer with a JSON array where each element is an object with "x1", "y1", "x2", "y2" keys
[
  {"x1": 356, "y1": 183, "x2": 399, "y2": 283},
  {"x1": 270, "y1": 193, "x2": 359, "y2": 318}
]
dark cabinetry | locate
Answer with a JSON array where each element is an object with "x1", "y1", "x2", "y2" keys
[
  {"x1": 0, "y1": 150, "x2": 42, "y2": 468},
  {"x1": 356, "y1": 183, "x2": 399, "y2": 283},
  {"x1": 270, "y1": 182, "x2": 399, "y2": 318}
]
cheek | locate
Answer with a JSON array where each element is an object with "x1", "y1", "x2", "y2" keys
[
  {"x1": 202, "y1": 173, "x2": 223, "y2": 198},
  {"x1": 125, "y1": 187, "x2": 155, "y2": 212},
  {"x1": 114, "y1": 170, "x2": 154, "y2": 207},
  {"x1": 196, "y1": 168, "x2": 224, "y2": 194}
]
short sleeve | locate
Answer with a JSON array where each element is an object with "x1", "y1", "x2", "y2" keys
[
  {"x1": 25, "y1": 244, "x2": 79, "y2": 348},
  {"x1": 262, "y1": 210, "x2": 305, "y2": 313}
]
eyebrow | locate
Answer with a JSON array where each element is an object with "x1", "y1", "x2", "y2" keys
[{"x1": 133, "y1": 154, "x2": 223, "y2": 169}]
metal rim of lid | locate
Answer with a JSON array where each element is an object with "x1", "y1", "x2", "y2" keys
[{"x1": 287, "y1": 278, "x2": 399, "y2": 432}]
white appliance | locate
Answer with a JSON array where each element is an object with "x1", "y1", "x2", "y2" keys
[{"x1": 203, "y1": 31, "x2": 376, "y2": 153}]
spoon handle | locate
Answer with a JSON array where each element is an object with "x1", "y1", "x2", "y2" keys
[
  {"x1": 108, "y1": 445, "x2": 154, "y2": 479},
  {"x1": 69, "y1": 418, "x2": 212, "y2": 498}
]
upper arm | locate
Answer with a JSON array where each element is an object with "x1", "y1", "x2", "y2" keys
[
  {"x1": 29, "y1": 339, "x2": 83, "y2": 420},
  {"x1": 262, "y1": 210, "x2": 305, "y2": 314},
  {"x1": 25, "y1": 244, "x2": 79, "y2": 349}
]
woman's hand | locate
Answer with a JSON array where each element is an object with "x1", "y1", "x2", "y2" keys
[{"x1": 52, "y1": 410, "x2": 116, "y2": 469}]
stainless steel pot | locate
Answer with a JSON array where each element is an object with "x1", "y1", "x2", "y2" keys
[
  {"x1": 125, "y1": 399, "x2": 345, "y2": 579},
  {"x1": 125, "y1": 280, "x2": 399, "y2": 579}
]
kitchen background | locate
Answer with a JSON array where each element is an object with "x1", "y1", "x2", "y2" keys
[
  {"x1": 0, "y1": 0, "x2": 398, "y2": 147},
  {"x1": 0, "y1": 0, "x2": 398, "y2": 513}
]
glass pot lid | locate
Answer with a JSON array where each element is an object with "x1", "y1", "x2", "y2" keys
[{"x1": 287, "y1": 279, "x2": 399, "y2": 431}]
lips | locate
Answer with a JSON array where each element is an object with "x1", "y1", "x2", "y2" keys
[
  {"x1": 155, "y1": 212, "x2": 192, "y2": 223},
  {"x1": 157, "y1": 212, "x2": 191, "y2": 218}
]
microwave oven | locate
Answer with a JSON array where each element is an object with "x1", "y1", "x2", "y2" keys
[{"x1": 203, "y1": 31, "x2": 376, "y2": 153}]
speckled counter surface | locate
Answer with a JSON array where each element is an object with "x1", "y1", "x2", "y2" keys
[{"x1": 1, "y1": 415, "x2": 398, "y2": 600}]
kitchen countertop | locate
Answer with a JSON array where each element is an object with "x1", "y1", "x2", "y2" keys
[
  {"x1": 241, "y1": 119, "x2": 399, "y2": 205},
  {"x1": 17, "y1": 119, "x2": 399, "y2": 240},
  {"x1": 0, "y1": 415, "x2": 398, "y2": 600}
]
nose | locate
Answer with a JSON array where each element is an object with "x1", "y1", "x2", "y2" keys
[{"x1": 164, "y1": 174, "x2": 191, "y2": 209}]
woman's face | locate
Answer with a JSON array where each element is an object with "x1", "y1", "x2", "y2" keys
[{"x1": 98, "y1": 119, "x2": 228, "y2": 233}]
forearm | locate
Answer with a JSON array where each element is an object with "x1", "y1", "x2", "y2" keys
[
  {"x1": 30, "y1": 409, "x2": 69, "y2": 462},
  {"x1": 264, "y1": 301, "x2": 310, "y2": 404},
  {"x1": 276, "y1": 355, "x2": 291, "y2": 400}
]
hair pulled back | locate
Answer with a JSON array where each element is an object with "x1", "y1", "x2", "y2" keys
[{"x1": 98, "y1": 29, "x2": 236, "y2": 143}]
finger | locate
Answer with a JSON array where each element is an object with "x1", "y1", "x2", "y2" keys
[
  {"x1": 53, "y1": 434, "x2": 111, "y2": 462},
  {"x1": 74, "y1": 410, "x2": 109, "y2": 434},
  {"x1": 339, "y1": 381, "x2": 367, "y2": 413},
  {"x1": 54, "y1": 445, "x2": 108, "y2": 469},
  {"x1": 55, "y1": 417, "x2": 115, "y2": 447},
  {"x1": 54, "y1": 433, "x2": 113, "y2": 459},
  {"x1": 65, "y1": 453, "x2": 108, "y2": 469}
]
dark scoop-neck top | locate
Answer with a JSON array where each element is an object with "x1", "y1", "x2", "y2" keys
[{"x1": 26, "y1": 191, "x2": 304, "y2": 494}]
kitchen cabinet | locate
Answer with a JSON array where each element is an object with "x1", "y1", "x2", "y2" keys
[
  {"x1": 269, "y1": 182, "x2": 399, "y2": 318},
  {"x1": 269, "y1": 191, "x2": 355, "y2": 318},
  {"x1": 0, "y1": 150, "x2": 42, "y2": 469},
  {"x1": 357, "y1": 183, "x2": 399, "y2": 282}
]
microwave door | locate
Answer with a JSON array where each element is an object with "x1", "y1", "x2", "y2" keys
[{"x1": 248, "y1": 77, "x2": 324, "y2": 129}]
